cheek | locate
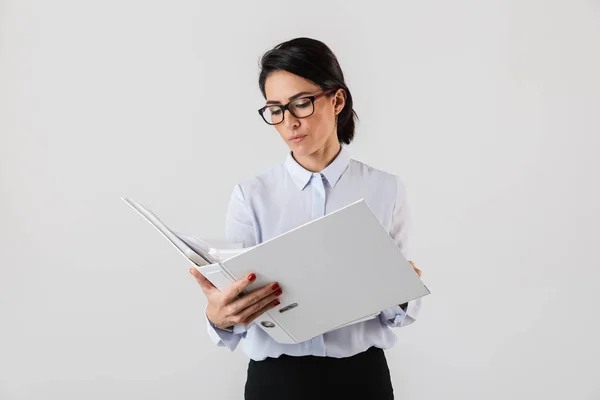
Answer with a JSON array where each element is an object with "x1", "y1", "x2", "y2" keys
[
  {"x1": 275, "y1": 126, "x2": 286, "y2": 138},
  {"x1": 310, "y1": 110, "x2": 334, "y2": 136},
  {"x1": 316, "y1": 103, "x2": 335, "y2": 125}
]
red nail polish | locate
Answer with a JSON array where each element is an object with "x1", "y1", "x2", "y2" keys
[
  {"x1": 274, "y1": 300, "x2": 281, "y2": 306},
  {"x1": 275, "y1": 289, "x2": 282, "y2": 296},
  {"x1": 271, "y1": 283, "x2": 280, "y2": 291},
  {"x1": 248, "y1": 273, "x2": 256, "y2": 282}
]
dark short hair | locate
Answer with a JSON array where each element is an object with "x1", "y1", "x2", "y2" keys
[{"x1": 258, "y1": 37, "x2": 359, "y2": 145}]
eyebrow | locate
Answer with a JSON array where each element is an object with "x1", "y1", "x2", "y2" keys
[{"x1": 266, "y1": 91, "x2": 313, "y2": 105}]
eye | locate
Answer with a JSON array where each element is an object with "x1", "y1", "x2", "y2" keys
[
  {"x1": 269, "y1": 107, "x2": 282, "y2": 115},
  {"x1": 293, "y1": 99, "x2": 311, "y2": 109}
]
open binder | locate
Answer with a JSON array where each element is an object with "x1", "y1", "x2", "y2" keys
[{"x1": 122, "y1": 197, "x2": 430, "y2": 344}]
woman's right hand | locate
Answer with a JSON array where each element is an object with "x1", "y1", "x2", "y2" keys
[{"x1": 189, "y1": 267, "x2": 283, "y2": 330}]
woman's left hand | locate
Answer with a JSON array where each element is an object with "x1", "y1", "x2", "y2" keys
[{"x1": 409, "y1": 261, "x2": 422, "y2": 277}]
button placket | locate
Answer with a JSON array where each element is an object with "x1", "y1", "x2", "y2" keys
[
  {"x1": 311, "y1": 173, "x2": 326, "y2": 218},
  {"x1": 308, "y1": 173, "x2": 327, "y2": 356}
]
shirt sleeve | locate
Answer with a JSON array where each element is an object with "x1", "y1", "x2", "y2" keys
[
  {"x1": 379, "y1": 176, "x2": 422, "y2": 328},
  {"x1": 205, "y1": 305, "x2": 249, "y2": 351},
  {"x1": 225, "y1": 183, "x2": 258, "y2": 247},
  {"x1": 205, "y1": 184, "x2": 257, "y2": 350}
]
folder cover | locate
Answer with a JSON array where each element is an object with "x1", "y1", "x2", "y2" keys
[{"x1": 122, "y1": 197, "x2": 430, "y2": 344}]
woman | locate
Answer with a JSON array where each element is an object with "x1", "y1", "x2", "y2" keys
[{"x1": 189, "y1": 37, "x2": 423, "y2": 399}]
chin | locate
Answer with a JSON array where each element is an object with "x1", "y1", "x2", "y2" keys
[{"x1": 289, "y1": 143, "x2": 314, "y2": 157}]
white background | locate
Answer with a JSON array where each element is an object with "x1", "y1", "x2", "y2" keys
[{"x1": 1, "y1": 1, "x2": 599, "y2": 399}]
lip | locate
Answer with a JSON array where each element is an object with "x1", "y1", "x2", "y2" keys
[{"x1": 290, "y1": 135, "x2": 307, "y2": 143}]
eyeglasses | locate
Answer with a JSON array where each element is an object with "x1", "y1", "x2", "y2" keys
[{"x1": 258, "y1": 88, "x2": 336, "y2": 125}]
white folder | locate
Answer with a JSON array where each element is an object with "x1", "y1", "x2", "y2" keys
[{"x1": 122, "y1": 197, "x2": 430, "y2": 344}]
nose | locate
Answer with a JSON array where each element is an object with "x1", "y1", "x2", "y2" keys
[{"x1": 284, "y1": 109, "x2": 300, "y2": 129}]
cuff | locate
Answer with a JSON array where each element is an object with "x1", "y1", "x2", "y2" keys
[
  {"x1": 205, "y1": 307, "x2": 248, "y2": 351},
  {"x1": 379, "y1": 297, "x2": 422, "y2": 328},
  {"x1": 379, "y1": 304, "x2": 408, "y2": 327}
]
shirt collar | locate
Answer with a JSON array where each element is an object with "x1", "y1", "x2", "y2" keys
[{"x1": 285, "y1": 146, "x2": 351, "y2": 191}]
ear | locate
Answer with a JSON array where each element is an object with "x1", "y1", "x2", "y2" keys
[{"x1": 333, "y1": 88, "x2": 346, "y2": 115}]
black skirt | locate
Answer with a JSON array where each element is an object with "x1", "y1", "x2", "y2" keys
[{"x1": 244, "y1": 346, "x2": 395, "y2": 399}]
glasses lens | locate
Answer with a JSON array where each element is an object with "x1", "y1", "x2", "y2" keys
[
  {"x1": 262, "y1": 106, "x2": 284, "y2": 125},
  {"x1": 289, "y1": 98, "x2": 314, "y2": 118}
]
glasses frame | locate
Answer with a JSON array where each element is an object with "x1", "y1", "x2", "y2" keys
[{"x1": 258, "y1": 88, "x2": 337, "y2": 125}]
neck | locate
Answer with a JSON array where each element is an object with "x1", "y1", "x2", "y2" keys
[{"x1": 293, "y1": 140, "x2": 342, "y2": 173}]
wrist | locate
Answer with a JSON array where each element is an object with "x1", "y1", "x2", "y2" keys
[
  {"x1": 218, "y1": 324, "x2": 234, "y2": 332},
  {"x1": 207, "y1": 315, "x2": 234, "y2": 332}
]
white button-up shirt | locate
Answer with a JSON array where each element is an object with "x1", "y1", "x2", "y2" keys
[{"x1": 206, "y1": 146, "x2": 422, "y2": 361}]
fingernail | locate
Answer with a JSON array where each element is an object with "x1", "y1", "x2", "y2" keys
[
  {"x1": 274, "y1": 300, "x2": 281, "y2": 306},
  {"x1": 189, "y1": 268, "x2": 193, "y2": 275},
  {"x1": 275, "y1": 289, "x2": 282, "y2": 296},
  {"x1": 271, "y1": 283, "x2": 280, "y2": 291},
  {"x1": 248, "y1": 273, "x2": 256, "y2": 282}
]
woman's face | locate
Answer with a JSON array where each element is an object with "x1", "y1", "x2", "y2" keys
[{"x1": 264, "y1": 70, "x2": 345, "y2": 157}]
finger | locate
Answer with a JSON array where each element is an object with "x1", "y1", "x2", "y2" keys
[
  {"x1": 236, "y1": 288, "x2": 283, "y2": 322},
  {"x1": 221, "y1": 273, "x2": 259, "y2": 304},
  {"x1": 229, "y1": 282, "x2": 281, "y2": 314},
  {"x1": 241, "y1": 298, "x2": 282, "y2": 325},
  {"x1": 189, "y1": 267, "x2": 216, "y2": 293},
  {"x1": 408, "y1": 261, "x2": 422, "y2": 277}
]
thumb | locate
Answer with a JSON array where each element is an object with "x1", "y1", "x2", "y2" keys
[{"x1": 189, "y1": 267, "x2": 216, "y2": 293}]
